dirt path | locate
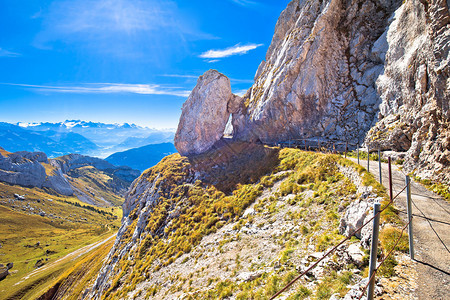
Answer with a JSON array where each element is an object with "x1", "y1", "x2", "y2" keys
[
  {"x1": 350, "y1": 157, "x2": 450, "y2": 299},
  {"x1": 14, "y1": 233, "x2": 116, "y2": 287}
]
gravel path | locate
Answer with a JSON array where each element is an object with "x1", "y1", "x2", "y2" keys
[
  {"x1": 350, "y1": 157, "x2": 450, "y2": 299},
  {"x1": 14, "y1": 233, "x2": 116, "y2": 287}
]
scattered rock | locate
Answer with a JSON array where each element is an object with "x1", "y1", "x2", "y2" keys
[
  {"x1": 34, "y1": 259, "x2": 45, "y2": 268},
  {"x1": 339, "y1": 199, "x2": 370, "y2": 239},
  {"x1": 14, "y1": 194, "x2": 25, "y2": 200},
  {"x1": 346, "y1": 244, "x2": 366, "y2": 267},
  {"x1": 6, "y1": 262, "x2": 13, "y2": 270},
  {"x1": 236, "y1": 271, "x2": 263, "y2": 282},
  {"x1": 0, "y1": 268, "x2": 8, "y2": 281}
]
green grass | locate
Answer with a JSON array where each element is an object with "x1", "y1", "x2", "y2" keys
[
  {"x1": 0, "y1": 182, "x2": 121, "y2": 299},
  {"x1": 39, "y1": 236, "x2": 115, "y2": 300},
  {"x1": 413, "y1": 175, "x2": 450, "y2": 202},
  {"x1": 94, "y1": 145, "x2": 407, "y2": 299}
]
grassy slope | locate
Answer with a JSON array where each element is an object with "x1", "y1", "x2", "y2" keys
[
  {"x1": 0, "y1": 182, "x2": 121, "y2": 299},
  {"x1": 96, "y1": 144, "x2": 408, "y2": 299},
  {"x1": 66, "y1": 165, "x2": 125, "y2": 207}
]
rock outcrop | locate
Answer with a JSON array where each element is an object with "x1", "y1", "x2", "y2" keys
[
  {"x1": 174, "y1": 70, "x2": 241, "y2": 156},
  {"x1": 0, "y1": 150, "x2": 140, "y2": 205},
  {"x1": 231, "y1": 0, "x2": 401, "y2": 145},
  {"x1": 365, "y1": 0, "x2": 450, "y2": 182},
  {"x1": 0, "y1": 151, "x2": 48, "y2": 188}
]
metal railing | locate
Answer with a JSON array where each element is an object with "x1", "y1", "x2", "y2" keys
[{"x1": 270, "y1": 156, "x2": 414, "y2": 299}]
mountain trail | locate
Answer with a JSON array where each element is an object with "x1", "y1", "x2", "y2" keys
[{"x1": 350, "y1": 157, "x2": 450, "y2": 299}]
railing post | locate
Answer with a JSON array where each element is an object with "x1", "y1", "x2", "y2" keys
[
  {"x1": 388, "y1": 157, "x2": 393, "y2": 201},
  {"x1": 367, "y1": 146, "x2": 370, "y2": 171},
  {"x1": 357, "y1": 146, "x2": 360, "y2": 165},
  {"x1": 345, "y1": 141, "x2": 348, "y2": 159},
  {"x1": 406, "y1": 176, "x2": 414, "y2": 260},
  {"x1": 368, "y1": 201, "x2": 381, "y2": 300},
  {"x1": 378, "y1": 149, "x2": 382, "y2": 184}
]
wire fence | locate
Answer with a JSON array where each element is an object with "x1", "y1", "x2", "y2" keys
[
  {"x1": 356, "y1": 218, "x2": 412, "y2": 300},
  {"x1": 270, "y1": 179, "x2": 408, "y2": 299},
  {"x1": 267, "y1": 140, "x2": 450, "y2": 299},
  {"x1": 269, "y1": 146, "x2": 413, "y2": 299}
]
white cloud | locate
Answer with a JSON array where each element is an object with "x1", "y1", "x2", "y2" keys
[
  {"x1": 0, "y1": 48, "x2": 20, "y2": 57},
  {"x1": 229, "y1": 0, "x2": 257, "y2": 6},
  {"x1": 1, "y1": 83, "x2": 190, "y2": 97},
  {"x1": 199, "y1": 43, "x2": 263, "y2": 59},
  {"x1": 162, "y1": 74, "x2": 253, "y2": 83},
  {"x1": 233, "y1": 89, "x2": 249, "y2": 97},
  {"x1": 160, "y1": 74, "x2": 199, "y2": 79}
]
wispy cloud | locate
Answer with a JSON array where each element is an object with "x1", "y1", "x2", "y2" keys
[
  {"x1": 0, "y1": 48, "x2": 20, "y2": 57},
  {"x1": 34, "y1": 0, "x2": 214, "y2": 57},
  {"x1": 160, "y1": 74, "x2": 199, "y2": 79},
  {"x1": 162, "y1": 74, "x2": 254, "y2": 84},
  {"x1": 199, "y1": 43, "x2": 263, "y2": 59},
  {"x1": 229, "y1": 0, "x2": 258, "y2": 6},
  {"x1": 0, "y1": 83, "x2": 190, "y2": 97},
  {"x1": 233, "y1": 89, "x2": 249, "y2": 97}
]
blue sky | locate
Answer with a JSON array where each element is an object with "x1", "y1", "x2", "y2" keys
[{"x1": 0, "y1": 0, "x2": 289, "y2": 129}]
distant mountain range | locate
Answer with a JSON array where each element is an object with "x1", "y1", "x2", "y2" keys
[
  {"x1": 106, "y1": 142, "x2": 177, "y2": 172},
  {"x1": 0, "y1": 120, "x2": 175, "y2": 158}
]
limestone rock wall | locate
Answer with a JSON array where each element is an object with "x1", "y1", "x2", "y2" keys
[
  {"x1": 0, "y1": 152, "x2": 47, "y2": 188},
  {"x1": 366, "y1": 0, "x2": 450, "y2": 182},
  {"x1": 232, "y1": 0, "x2": 401, "y2": 145}
]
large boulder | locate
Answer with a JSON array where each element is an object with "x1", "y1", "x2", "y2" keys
[{"x1": 174, "y1": 70, "x2": 241, "y2": 156}]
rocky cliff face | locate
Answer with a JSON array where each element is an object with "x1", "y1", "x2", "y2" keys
[
  {"x1": 232, "y1": 0, "x2": 401, "y2": 145},
  {"x1": 0, "y1": 151, "x2": 48, "y2": 188},
  {"x1": 365, "y1": 0, "x2": 450, "y2": 182},
  {"x1": 176, "y1": 0, "x2": 448, "y2": 182}
]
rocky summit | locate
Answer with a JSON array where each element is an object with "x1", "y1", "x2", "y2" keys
[{"x1": 175, "y1": 0, "x2": 449, "y2": 182}]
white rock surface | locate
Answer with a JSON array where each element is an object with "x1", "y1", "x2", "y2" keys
[{"x1": 174, "y1": 70, "x2": 240, "y2": 156}]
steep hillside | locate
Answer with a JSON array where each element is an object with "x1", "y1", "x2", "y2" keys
[
  {"x1": 0, "y1": 182, "x2": 121, "y2": 299},
  {"x1": 85, "y1": 141, "x2": 412, "y2": 299},
  {"x1": 106, "y1": 143, "x2": 177, "y2": 172},
  {"x1": 0, "y1": 149, "x2": 140, "y2": 207}
]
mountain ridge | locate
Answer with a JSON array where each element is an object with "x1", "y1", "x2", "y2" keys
[
  {"x1": 84, "y1": 0, "x2": 448, "y2": 299},
  {"x1": 0, "y1": 121, "x2": 175, "y2": 158},
  {"x1": 105, "y1": 142, "x2": 177, "y2": 172},
  {"x1": 0, "y1": 148, "x2": 140, "y2": 207}
]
